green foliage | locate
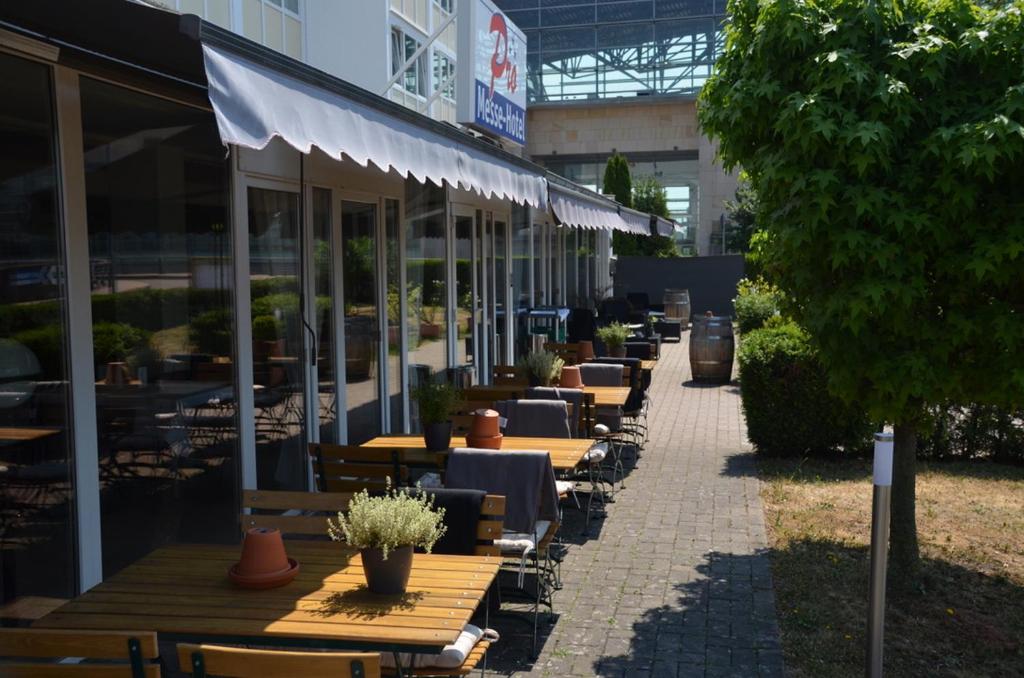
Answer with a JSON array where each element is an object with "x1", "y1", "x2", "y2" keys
[
  {"x1": 734, "y1": 278, "x2": 783, "y2": 333},
  {"x1": 13, "y1": 325, "x2": 64, "y2": 380},
  {"x1": 328, "y1": 481, "x2": 447, "y2": 559},
  {"x1": 603, "y1": 152, "x2": 632, "y2": 207},
  {"x1": 724, "y1": 173, "x2": 760, "y2": 254},
  {"x1": 515, "y1": 350, "x2": 565, "y2": 386},
  {"x1": 412, "y1": 381, "x2": 463, "y2": 425},
  {"x1": 596, "y1": 322, "x2": 632, "y2": 350},
  {"x1": 613, "y1": 176, "x2": 681, "y2": 258},
  {"x1": 700, "y1": 0, "x2": 1024, "y2": 422},
  {"x1": 920, "y1": 403, "x2": 1024, "y2": 464},
  {"x1": 92, "y1": 322, "x2": 151, "y2": 365},
  {"x1": 251, "y1": 315, "x2": 283, "y2": 342},
  {"x1": 739, "y1": 322, "x2": 872, "y2": 456},
  {"x1": 189, "y1": 309, "x2": 233, "y2": 356}
]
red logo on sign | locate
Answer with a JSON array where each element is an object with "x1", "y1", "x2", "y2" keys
[{"x1": 488, "y1": 12, "x2": 518, "y2": 98}]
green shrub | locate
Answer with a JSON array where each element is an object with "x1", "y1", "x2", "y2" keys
[
  {"x1": 412, "y1": 382, "x2": 463, "y2": 425},
  {"x1": 12, "y1": 325, "x2": 64, "y2": 380},
  {"x1": 189, "y1": 309, "x2": 233, "y2": 356},
  {"x1": 596, "y1": 322, "x2": 632, "y2": 350},
  {"x1": 92, "y1": 322, "x2": 151, "y2": 365},
  {"x1": 251, "y1": 315, "x2": 283, "y2": 342},
  {"x1": 733, "y1": 277, "x2": 781, "y2": 334},
  {"x1": 920, "y1": 403, "x2": 1024, "y2": 465},
  {"x1": 739, "y1": 322, "x2": 871, "y2": 456}
]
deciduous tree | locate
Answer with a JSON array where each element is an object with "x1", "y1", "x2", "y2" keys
[{"x1": 700, "y1": 0, "x2": 1024, "y2": 585}]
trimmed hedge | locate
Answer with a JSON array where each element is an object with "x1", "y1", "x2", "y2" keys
[
  {"x1": 920, "y1": 403, "x2": 1024, "y2": 464},
  {"x1": 739, "y1": 322, "x2": 871, "y2": 456}
]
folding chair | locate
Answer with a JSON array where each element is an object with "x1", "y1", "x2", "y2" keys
[{"x1": 177, "y1": 643, "x2": 379, "y2": 678}]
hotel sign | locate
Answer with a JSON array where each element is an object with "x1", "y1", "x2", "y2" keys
[{"x1": 457, "y1": 0, "x2": 527, "y2": 145}]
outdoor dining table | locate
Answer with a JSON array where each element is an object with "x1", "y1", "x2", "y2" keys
[
  {"x1": 640, "y1": 359, "x2": 657, "y2": 372},
  {"x1": 34, "y1": 541, "x2": 500, "y2": 676},
  {"x1": 464, "y1": 383, "x2": 631, "y2": 408},
  {"x1": 363, "y1": 434, "x2": 595, "y2": 472}
]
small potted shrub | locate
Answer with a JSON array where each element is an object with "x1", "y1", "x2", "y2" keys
[
  {"x1": 328, "y1": 483, "x2": 447, "y2": 594},
  {"x1": 413, "y1": 381, "x2": 462, "y2": 451},
  {"x1": 515, "y1": 349, "x2": 564, "y2": 387},
  {"x1": 596, "y1": 322, "x2": 631, "y2": 358}
]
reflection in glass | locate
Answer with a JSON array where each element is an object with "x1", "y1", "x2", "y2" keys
[
  {"x1": 342, "y1": 201, "x2": 380, "y2": 444},
  {"x1": 533, "y1": 223, "x2": 545, "y2": 305},
  {"x1": 493, "y1": 218, "x2": 508, "y2": 367},
  {"x1": 454, "y1": 214, "x2": 476, "y2": 372},
  {"x1": 247, "y1": 188, "x2": 306, "y2": 491},
  {"x1": 81, "y1": 76, "x2": 239, "y2": 577},
  {"x1": 0, "y1": 52, "x2": 75, "y2": 606},
  {"x1": 385, "y1": 199, "x2": 403, "y2": 433},
  {"x1": 405, "y1": 182, "x2": 448, "y2": 430},
  {"x1": 565, "y1": 228, "x2": 578, "y2": 307},
  {"x1": 510, "y1": 205, "x2": 531, "y2": 359},
  {"x1": 313, "y1": 188, "x2": 338, "y2": 444}
]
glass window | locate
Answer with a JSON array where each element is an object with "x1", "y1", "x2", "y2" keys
[
  {"x1": 655, "y1": 0, "x2": 714, "y2": 18},
  {"x1": 505, "y1": 9, "x2": 539, "y2": 29},
  {"x1": 80, "y1": 77, "x2": 239, "y2": 577},
  {"x1": 433, "y1": 0, "x2": 454, "y2": 12},
  {"x1": 540, "y1": 5, "x2": 593, "y2": 26},
  {"x1": 342, "y1": 201, "x2": 381, "y2": 444},
  {"x1": 384, "y1": 199, "x2": 403, "y2": 433},
  {"x1": 0, "y1": 52, "x2": 76, "y2": 607},
  {"x1": 247, "y1": 188, "x2": 305, "y2": 491},
  {"x1": 596, "y1": 1, "x2": 653, "y2": 23},
  {"x1": 432, "y1": 51, "x2": 456, "y2": 101},
  {"x1": 404, "y1": 181, "x2": 448, "y2": 430},
  {"x1": 510, "y1": 204, "x2": 531, "y2": 358},
  {"x1": 392, "y1": 27, "x2": 427, "y2": 97},
  {"x1": 540, "y1": 26, "x2": 595, "y2": 52},
  {"x1": 312, "y1": 188, "x2": 338, "y2": 444}
]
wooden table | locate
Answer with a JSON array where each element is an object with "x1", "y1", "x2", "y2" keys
[
  {"x1": 364, "y1": 434, "x2": 594, "y2": 472},
  {"x1": 0, "y1": 426, "x2": 61, "y2": 444},
  {"x1": 640, "y1": 359, "x2": 657, "y2": 372},
  {"x1": 464, "y1": 383, "x2": 630, "y2": 408},
  {"x1": 35, "y1": 542, "x2": 499, "y2": 662}
]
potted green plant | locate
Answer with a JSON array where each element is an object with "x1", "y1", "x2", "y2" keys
[
  {"x1": 328, "y1": 483, "x2": 447, "y2": 594},
  {"x1": 515, "y1": 349, "x2": 565, "y2": 387},
  {"x1": 597, "y1": 322, "x2": 632, "y2": 358},
  {"x1": 413, "y1": 382, "x2": 462, "y2": 451}
]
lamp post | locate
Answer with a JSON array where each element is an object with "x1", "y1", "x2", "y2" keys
[{"x1": 867, "y1": 431, "x2": 894, "y2": 677}]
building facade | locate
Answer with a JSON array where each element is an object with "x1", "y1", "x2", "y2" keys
[
  {"x1": 495, "y1": 0, "x2": 737, "y2": 255},
  {"x1": 0, "y1": 0, "x2": 647, "y2": 615}
]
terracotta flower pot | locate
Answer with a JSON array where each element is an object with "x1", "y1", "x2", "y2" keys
[
  {"x1": 469, "y1": 409, "x2": 500, "y2": 438},
  {"x1": 105, "y1": 362, "x2": 130, "y2": 385},
  {"x1": 423, "y1": 421, "x2": 452, "y2": 452},
  {"x1": 361, "y1": 545, "x2": 414, "y2": 594},
  {"x1": 559, "y1": 366, "x2": 584, "y2": 389},
  {"x1": 577, "y1": 340, "x2": 595, "y2": 362},
  {"x1": 229, "y1": 527, "x2": 299, "y2": 589},
  {"x1": 466, "y1": 432, "x2": 503, "y2": 449}
]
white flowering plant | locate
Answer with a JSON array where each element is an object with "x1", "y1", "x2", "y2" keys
[{"x1": 327, "y1": 482, "x2": 447, "y2": 560}]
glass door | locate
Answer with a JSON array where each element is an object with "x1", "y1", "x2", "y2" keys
[
  {"x1": 247, "y1": 185, "x2": 307, "y2": 491},
  {"x1": 451, "y1": 207, "x2": 477, "y2": 384},
  {"x1": 340, "y1": 200, "x2": 383, "y2": 444}
]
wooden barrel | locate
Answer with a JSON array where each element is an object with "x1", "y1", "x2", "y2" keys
[
  {"x1": 689, "y1": 316, "x2": 734, "y2": 382},
  {"x1": 662, "y1": 288, "x2": 691, "y2": 326}
]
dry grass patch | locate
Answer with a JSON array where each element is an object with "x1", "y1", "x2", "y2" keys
[{"x1": 759, "y1": 457, "x2": 1024, "y2": 677}]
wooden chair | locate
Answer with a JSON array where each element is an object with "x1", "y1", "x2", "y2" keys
[
  {"x1": 0, "y1": 628, "x2": 160, "y2": 677},
  {"x1": 543, "y1": 341, "x2": 580, "y2": 365},
  {"x1": 177, "y1": 643, "x2": 379, "y2": 678},
  {"x1": 464, "y1": 386, "x2": 526, "y2": 403},
  {"x1": 309, "y1": 443, "x2": 410, "y2": 492},
  {"x1": 242, "y1": 489, "x2": 505, "y2": 557}
]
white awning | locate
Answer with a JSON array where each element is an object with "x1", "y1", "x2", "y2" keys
[
  {"x1": 202, "y1": 44, "x2": 548, "y2": 208},
  {"x1": 549, "y1": 185, "x2": 624, "y2": 231},
  {"x1": 619, "y1": 207, "x2": 654, "y2": 236},
  {"x1": 653, "y1": 216, "x2": 676, "y2": 237}
]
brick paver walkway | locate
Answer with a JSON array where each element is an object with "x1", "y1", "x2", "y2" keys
[{"x1": 487, "y1": 334, "x2": 784, "y2": 677}]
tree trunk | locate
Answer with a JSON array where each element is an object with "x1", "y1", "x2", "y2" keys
[{"x1": 889, "y1": 422, "x2": 920, "y2": 590}]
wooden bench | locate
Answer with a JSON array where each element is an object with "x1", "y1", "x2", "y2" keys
[{"x1": 0, "y1": 628, "x2": 161, "y2": 677}]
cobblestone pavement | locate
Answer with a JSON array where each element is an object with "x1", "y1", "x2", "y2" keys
[{"x1": 484, "y1": 333, "x2": 784, "y2": 677}]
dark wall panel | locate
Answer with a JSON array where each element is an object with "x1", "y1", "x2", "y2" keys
[{"x1": 613, "y1": 254, "x2": 745, "y2": 316}]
